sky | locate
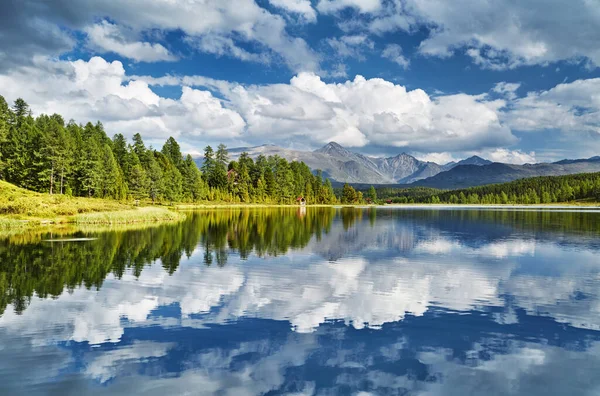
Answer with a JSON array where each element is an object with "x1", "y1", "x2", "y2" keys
[{"x1": 0, "y1": 0, "x2": 599, "y2": 164}]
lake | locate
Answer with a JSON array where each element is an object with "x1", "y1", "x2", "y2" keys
[{"x1": 1, "y1": 207, "x2": 600, "y2": 395}]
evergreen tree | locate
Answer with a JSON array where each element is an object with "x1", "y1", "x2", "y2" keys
[
  {"x1": 38, "y1": 115, "x2": 69, "y2": 194},
  {"x1": 161, "y1": 136, "x2": 183, "y2": 170},
  {"x1": 112, "y1": 134, "x2": 128, "y2": 169},
  {"x1": 0, "y1": 95, "x2": 10, "y2": 176},
  {"x1": 182, "y1": 154, "x2": 207, "y2": 202},
  {"x1": 368, "y1": 185, "x2": 377, "y2": 203},
  {"x1": 99, "y1": 144, "x2": 127, "y2": 199},
  {"x1": 342, "y1": 183, "x2": 358, "y2": 204},
  {"x1": 147, "y1": 153, "x2": 165, "y2": 203},
  {"x1": 128, "y1": 164, "x2": 149, "y2": 200}
]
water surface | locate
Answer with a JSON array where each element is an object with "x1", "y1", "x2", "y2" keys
[{"x1": 1, "y1": 207, "x2": 600, "y2": 395}]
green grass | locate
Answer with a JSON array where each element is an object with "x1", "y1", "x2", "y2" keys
[
  {"x1": 0, "y1": 180, "x2": 130, "y2": 218},
  {"x1": 0, "y1": 180, "x2": 184, "y2": 228},
  {"x1": 74, "y1": 207, "x2": 185, "y2": 224}
]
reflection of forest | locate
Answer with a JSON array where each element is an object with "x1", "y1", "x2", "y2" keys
[
  {"x1": 0, "y1": 208, "x2": 336, "y2": 315},
  {"x1": 0, "y1": 207, "x2": 598, "y2": 317}
]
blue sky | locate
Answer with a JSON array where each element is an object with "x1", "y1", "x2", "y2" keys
[{"x1": 1, "y1": 0, "x2": 600, "y2": 163}]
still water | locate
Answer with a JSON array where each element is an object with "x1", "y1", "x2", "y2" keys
[{"x1": 1, "y1": 207, "x2": 600, "y2": 395}]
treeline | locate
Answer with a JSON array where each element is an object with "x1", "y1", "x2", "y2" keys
[
  {"x1": 416, "y1": 172, "x2": 600, "y2": 204},
  {"x1": 0, "y1": 96, "x2": 336, "y2": 204},
  {"x1": 350, "y1": 186, "x2": 442, "y2": 204}
]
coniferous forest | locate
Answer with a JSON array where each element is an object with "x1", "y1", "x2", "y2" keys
[
  {"x1": 0, "y1": 96, "x2": 337, "y2": 205},
  {"x1": 369, "y1": 173, "x2": 600, "y2": 204}
]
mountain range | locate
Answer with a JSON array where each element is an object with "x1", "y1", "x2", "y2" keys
[{"x1": 201, "y1": 142, "x2": 600, "y2": 189}]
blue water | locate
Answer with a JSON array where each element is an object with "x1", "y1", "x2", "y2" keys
[{"x1": 1, "y1": 207, "x2": 600, "y2": 395}]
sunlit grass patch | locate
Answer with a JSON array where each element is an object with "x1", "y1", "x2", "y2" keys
[{"x1": 74, "y1": 207, "x2": 185, "y2": 224}]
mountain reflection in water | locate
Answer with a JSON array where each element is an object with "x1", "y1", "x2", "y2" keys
[{"x1": 0, "y1": 207, "x2": 599, "y2": 395}]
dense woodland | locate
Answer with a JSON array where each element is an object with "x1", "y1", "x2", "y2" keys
[
  {"x1": 369, "y1": 173, "x2": 600, "y2": 204},
  {"x1": 0, "y1": 96, "x2": 337, "y2": 204},
  {"x1": 1, "y1": 95, "x2": 600, "y2": 206}
]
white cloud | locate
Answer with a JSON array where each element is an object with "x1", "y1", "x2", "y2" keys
[
  {"x1": 493, "y1": 82, "x2": 521, "y2": 101},
  {"x1": 185, "y1": 34, "x2": 270, "y2": 64},
  {"x1": 408, "y1": 0, "x2": 600, "y2": 68},
  {"x1": 505, "y1": 77, "x2": 600, "y2": 136},
  {"x1": 0, "y1": 0, "x2": 319, "y2": 73},
  {"x1": 381, "y1": 44, "x2": 410, "y2": 69},
  {"x1": 0, "y1": 56, "x2": 520, "y2": 152},
  {"x1": 0, "y1": 56, "x2": 245, "y2": 145},
  {"x1": 317, "y1": 0, "x2": 382, "y2": 14},
  {"x1": 484, "y1": 148, "x2": 536, "y2": 164},
  {"x1": 336, "y1": 0, "x2": 600, "y2": 69},
  {"x1": 85, "y1": 21, "x2": 177, "y2": 62},
  {"x1": 269, "y1": 0, "x2": 317, "y2": 23},
  {"x1": 325, "y1": 34, "x2": 374, "y2": 60},
  {"x1": 414, "y1": 152, "x2": 456, "y2": 164}
]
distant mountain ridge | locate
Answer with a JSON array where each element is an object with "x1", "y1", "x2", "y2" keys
[
  {"x1": 223, "y1": 142, "x2": 491, "y2": 184},
  {"x1": 196, "y1": 142, "x2": 600, "y2": 189},
  {"x1": 412, "y1": 159, "x2": 600, "y2": 189}
]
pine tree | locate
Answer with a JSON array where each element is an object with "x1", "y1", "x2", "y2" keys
[
  {"x1": 99, "y1": 144, "x2": 127, "y2": 199},
  {"x1": 368, "y1": 185, "x2": 377, "y2": 203},
  {"x1": 112, "y1": 134, "x2": 128, "y2": 169},
  {"x1": 161, "y1": 136, "x2": 183, "y2": 170},
  {"x1": 342, "y1": 183, "x2": 357, "y2": 204},
  {"x1": 147, "y1": 153, "x2": 165, "y2": 203},
  {"x1": 264, "y1": 167, "x2": 276, "y2": 199},
  {"x1": 0, "y1": 95, "x2": 11, "y2": 177}
]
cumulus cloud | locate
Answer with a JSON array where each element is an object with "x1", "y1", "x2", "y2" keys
[
  {"x1": 0, "y1": 56, "x2": 522, "y2": 153},
  {"x1": 381, "y1": 44, "x2": 410, "y2": 69},
  {"x1": 327, "y1": 0, "x2": 600, "y2": 69},
  {"x1": 220, "y1": 72, "x2": 515, "y2": 151},
  {"x1": 0, "y1": 0, "x2": 319, "y2": 72},
  {"x1": 484, "y1": 148, "x2": 536, "y2": 164},
  {"x1": 85, "y1": 21, "x2": 177, "y2": 62},
  {"x1": 269, "y1": 0, "x2": 317, "y2": 23},
  {"x1": 0, "y1": 56, "x2": 245, "y2": 146},
  {"x1": 505, "y1": 78, "x2": 600, "y2": 136},
  {"x1": 407, "y1": 0, "x2": 600, "y2": 68},
  {"x1": 414, "y1": 152, "x2": 456, "y2": 164},
  {"x1": 317, "y1": 0, "x2": 382, "y2": 14}
]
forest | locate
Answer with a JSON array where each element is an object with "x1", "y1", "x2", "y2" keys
[
  {"x1": 2, "y1": 95, "x2": 600, "y2": 207},
  {"x1": 0, "y1": 96, "x2": 337, "y2": 205},
  {"x1": 369, "y1": 173, "x2": 600, "y2": 204}
]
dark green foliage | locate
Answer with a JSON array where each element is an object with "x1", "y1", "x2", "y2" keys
[
  {"x1": 341, "y1": 183, "x2": 363, "y2": 204},
  {"x1": 407, "y1": 173, "x2": 600, "y2": 204},
  {"x1": 0, "y1": 95, "x2": 339, "y2": 205},
  {"x1": 368, "y1": 185, "x2": 377, "y2": 203}
]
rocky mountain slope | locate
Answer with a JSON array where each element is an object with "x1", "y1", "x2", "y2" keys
[
  {"x1": 412, "y1": 158, "x2": 600, "y2": 189},
  {"x1": 226, "y1": 142, "x2": 489, "y2": 184},
  {"x1": 199, "y1": 142, "x2": 600, "y2": 189}
]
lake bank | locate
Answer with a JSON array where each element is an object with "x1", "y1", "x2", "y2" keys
[
  {"x1": 0, "y1": 206, "x2": 185, "y2": 231},
  {"x1": 0, "y1": 180, "x2": 185, "y2": 229}
]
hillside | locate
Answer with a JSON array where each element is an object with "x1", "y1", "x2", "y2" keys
[
  {"x1": 0, "y1": 180, "x2": 181, "y2": 225},
  {"x1": 215, "y1": 142, "x2": 491, "y2": 185},
  {"x1": 412, "y1": 158, "x2": 600, "y2": 189},
  {"x1": 405, "y1": 172, "x2": 600, "y2": 204},
  {"x1": 214, "y1": 142, "x2": 600, "y2": 189},
  {"x1": 0, "y1": 180, "x2": 129, "y2": 218}
]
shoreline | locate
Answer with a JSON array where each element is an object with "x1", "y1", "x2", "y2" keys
[
  {"x1": 0, "y1": 206, "x2": 185, "y2": 230},
  {"x1": 2, "y1": 202, "x2": 599, "y2": 232},
  {"x1": 176, "y1": 203, "x2": 600, "y2": 209}
]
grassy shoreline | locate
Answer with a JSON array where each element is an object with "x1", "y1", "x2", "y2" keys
[
  {"x1": 3, "y1": 177, "x2": 599, "y2": 232},
  {"x1": 0, "y1": 180, "x2": 185, "y2": 229}
]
